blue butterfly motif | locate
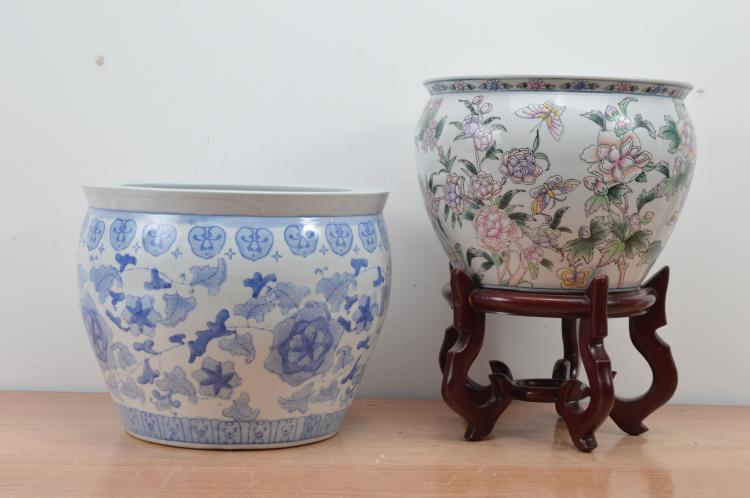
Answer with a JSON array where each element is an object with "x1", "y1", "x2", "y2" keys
[
  {"x1": 86, "y1": 219, "x2": 105, "y2": 250},
  {"x1": 235, "y1": 227, "x2": 274, "y2": 261},
  {"x1": 188, "y1": 225, "x2": 226, "y2": 259},
  {"x1": 142, "y1": 223, "x2": 177, "y2": 256},
  {"x1": 357, "y1": 221, "x2": 378, "y2": 253},
  {"x1": 324, "y1": 223, "x2": 353, "y2": 256},
  {"x1": 110, "y1": 218, "x2": 137, "y2": 251},
  {"x1": 284, "y1": 224, "x2": 318, "y2": 257}
]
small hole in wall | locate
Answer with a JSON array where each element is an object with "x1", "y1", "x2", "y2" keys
[
  {"x1": 696, "y1": 88, "x2": 705, "y2": 96},
  {"x1": 94, "y1": 55, "x2": 104, "y2": 66}
]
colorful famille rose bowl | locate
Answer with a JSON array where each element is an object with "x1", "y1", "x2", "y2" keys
[
  {"x1": 77, "y1": 184, "x2": 390, "y2": 448},
  {"x1": 415, "y1": 75, "x2": 695, "y2": 292}
]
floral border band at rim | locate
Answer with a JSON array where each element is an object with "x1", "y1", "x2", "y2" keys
[
  {"x1": 116, "y1": 403, "x2": 347, "y2": 445},
  {"x1": 425, "y1": 77, "x2": 692, "y2": 99}
]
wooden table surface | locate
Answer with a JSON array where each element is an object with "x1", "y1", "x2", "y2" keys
[{"x1": 0, "y1": 392, "x2": 748, "y2": 497}]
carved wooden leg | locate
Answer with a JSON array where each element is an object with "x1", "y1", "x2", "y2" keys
[
  {"x1": 553, "y1": 318, "x2": 579, "y2": 381},
  {"x1": 610, "y1": 267, "x2": 677, "y2": 435},
  {"x1": 556, "y1": 276, "x2": 615, "y2": 452},
  {"x1": 439, "y1": 325, "x2": 495, "y2": 405},
  {"x1": 441, "y1": 269, "x2": 512, "y2": 441}
]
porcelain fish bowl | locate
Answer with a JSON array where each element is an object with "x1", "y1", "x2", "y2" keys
[
  {"x1": 77, "y1": 184, "x2": 390, "y2": 448},
  {"x1": 415, "y1": 75, "x2": 696, "y2": 291}
]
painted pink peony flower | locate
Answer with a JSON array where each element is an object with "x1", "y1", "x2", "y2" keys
[
  {"x1": 473, "y1": 205, "x2": 522, "y2": 252},
  {"x1": 442, "y1": 173, "x2": 465, "y2": 214},
  {"x1": 471, "y1": 96, "x2": 483, "y2": 105},
  {"x1": 501, "y1": 148, "x2": 543, "y2": 185},
  {"x1": 613, "y1": 81, "x2": 631, "y2": 92},
  {"x1": 527, "y1": 79, "x2": 546, "y2": 90},
  {"x1": 580, "y1": 131, "x2": 652, "y2": 183},
  {"x1": 583, "y1": 175, "x2": 607, "y2": 194},
  {"x1": 472, "y1": 128, "x2": 493, "y2": 151},
  {"x1": 468, "y1": 171, "x2": 502, "y2": 201}
]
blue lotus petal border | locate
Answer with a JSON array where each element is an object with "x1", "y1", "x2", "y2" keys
[{"x1": 116, "y1": 404, "x2": 347, "y2": 445}]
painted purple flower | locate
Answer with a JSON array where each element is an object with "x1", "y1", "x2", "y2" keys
[
  {"x1": 462, "y1": 114, "x2": 481, "y2": 137},
  {"x1": 443, "y1": 173, "x2": 465, "y2": 214},
  {"x1": 485, "y1": 79, "x2": 501, "y2": 90},
  {"x1": 679, "y1": 119, "x2": 696, "y2": 157},
  {"x1": 527, "y1": 79, "x2": 546, "y2": 90},
  {"x1": 628, "y1": 213, "x2": 642, "y2": 232},
  {"x1": 501, "y1": 148, "x2": 543, "y2": 185},
  {"x1": 571, "y1": 80, "x2": 589, "y2": 91},
  {"x1": 421, "y1": 120, "x2": 438, "y2": 152},
  {"x1": 468, "y1": 172, "x2": 502, "y2": 201},
  {"x1": 648, "y1": 85, "x2": 666, "y2": 95}
]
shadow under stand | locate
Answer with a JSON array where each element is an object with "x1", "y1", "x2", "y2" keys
[{"x1": 439, "y1": 266, "x2": 677, "y2": 452}]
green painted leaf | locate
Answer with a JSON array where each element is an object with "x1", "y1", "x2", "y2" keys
[
  {"x1": 635, "y1": 172, "x2": 647, "y2": 183},
  {"x1": 599, "y1": 240, "x2": 626, "y2": 266},
  {"x1": 562, "y1": 238, "x2": 595, "y2": 265},
  {"x1": 623, "y1": 230, "x2": 652, "y2": 257},
  {"x1": 618, "y1": 97, "x2": 638, "y2": 116},
  {"x1": 581, "y1": 110, "x2": 606, "y2": 130},
  {"x1": 443, "y1": 203, "x2": 450, "y2": 221},
  {"x1": 483, "y1": 116, "x2": 503, "y2": 126},
  {"x1": 655, "y1": 161, "x2": 670, "y2": 178},
  {"x1": 637, "y1": 187, "x2": 658, "y2": 212},
  {"x1": 496, "y1": 189, "x2": 525, "y2": 210},
  {"x1": 551, "y1": 206, "x2": 569, "y2": 229},
  {"x1": 458, "y1": 159, "x2": 478, "y2": 175},
  {"x1": 638, "y1": 240, "x2": 663, "y2": 266},
  {"x1": 540, "y1": 258, "x2": 554, "y2": 271},
  {"x1": 480, "y1": 261, "x2": 495, "y2": 271},
  {"x1": 467, "y1": 247, "x2": 493, "y2": 267},
  {"x1": 607, "y1": 183, "x2": 631, "y2": 203},
  {"x1": 658, "y1": 115, "x2": 681, "y2": 153},
  {"x1": 634, "y1": 113, "x2": 656, "y2": 139},
  {"x1": 434, "y1": 116, "x2": 447, "y2": 141},
  {"x1": 509, "y1": 212, "x2": 533, "y2": 227},
  {"x1": 449, "y1": 121, "x2": 463, "y2": 130},
  {"x1": 454, "y1": 132, "x2": 467, "y2": 141},
  {"x1": 532, "y1": 129, "x2": 540, "y2": 153},
  {"x1": 584, "y1": 194, "x2": 608, "y2": 216}
]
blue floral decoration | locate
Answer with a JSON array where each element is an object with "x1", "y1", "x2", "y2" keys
[
  {"x1": 235, "y1": 227, "x2": 274, "y2": 261},
  {"x1": 324, "y1": 223, "x2": 353, "y2": 256},
  {"x1": 188, "y1": 225, "x2": 227, "y2": 259},
  {"x1": 109, "y1": 218, "x2": 137, "y2": 251},
  {"x1": 265, "y1": 301, "x2": 344, "y2": 386},
  {"x1": 357, "y1": 221, "x2": 378, "y2": 253},
  {"x1": 191, "y1": 357, "x2": 242, "y2": 399},
  {"x1": 284, "y1": 224, "x2": 318, "y2": 257},
  {"x1": 142, "y1": 223, "x2": 177, "y2": 257},
  {"x1": 86, "y1": 219, "x2": 105, "y2": 251},
  {"x1": 121, "y1": 295, "x2": 162, "y2": 337},
  {"x1": 79, "y1": 291, "x2": 114, "y2": 368}
]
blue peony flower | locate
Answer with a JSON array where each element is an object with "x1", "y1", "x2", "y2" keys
[
  {"x1": 121, "y1": 295, "x2": 162, "y2": 336},
  {"x1": 191, "y1": 357, "x2": 241, "y2": 399},
  {"x1": 265, "y1": 301, "x2": 344, "y2": 386}
]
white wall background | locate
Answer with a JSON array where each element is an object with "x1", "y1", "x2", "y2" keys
[{"x1": 1, "y1": 0, "x2": 748, "y2": 405}]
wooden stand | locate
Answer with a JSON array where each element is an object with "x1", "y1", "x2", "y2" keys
[{"x1": 439, "y1": 266, "x2": 677, "y2": 452}]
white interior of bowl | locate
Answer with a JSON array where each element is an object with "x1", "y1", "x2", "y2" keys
[{"x1": 83, "y1": 183, "x2": 389, "y2": 217}]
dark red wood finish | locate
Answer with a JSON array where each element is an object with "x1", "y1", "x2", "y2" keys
[{"x1": 439, "y1": 266, "x2": 676, "y2": 452}]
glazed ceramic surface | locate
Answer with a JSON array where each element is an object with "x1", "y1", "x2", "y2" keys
[
  {"x1": 77, "y1": 185, "x2": 390, "y2": 448},
  {"x1": 415, "y1": 76, "x2": 696, "y2": 291}
]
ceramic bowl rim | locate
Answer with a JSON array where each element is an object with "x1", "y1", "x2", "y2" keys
[
  {"x1": 82, "y1": 183, "x2": 389, "y2": 217},
  {"x1": 423, "y1": 74, "x2": 693, "y2": 90}
]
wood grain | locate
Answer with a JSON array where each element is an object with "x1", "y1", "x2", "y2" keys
[{"x1": 0, "y1": 392, "x2": 748, "y2": 497}]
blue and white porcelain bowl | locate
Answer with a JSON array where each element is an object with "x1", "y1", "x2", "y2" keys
[{"x1": 76, "y1": 184, "x2": 390, "y2": 448}]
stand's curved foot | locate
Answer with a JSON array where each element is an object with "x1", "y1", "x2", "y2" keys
[
  {"x1": 610, "y1": 267, "x2": 677, "y2": 435},
  {"x1": 556, "y1": 276, "x2": 615, "y2": 452},
  {"x1": 441, "y1": 270, "x2": 512, "y2": 441}
]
